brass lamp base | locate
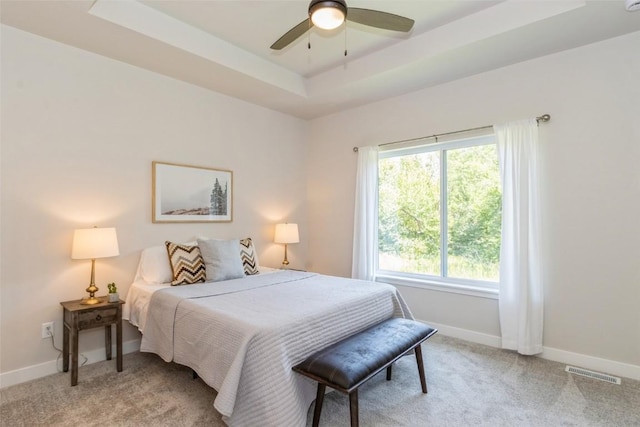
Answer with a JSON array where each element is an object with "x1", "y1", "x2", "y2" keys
[
  {"x1": 81, "y1": 281, "x2": 100, "y2": 305},
  {"x1": 281, "y1": 243, "x2": 290, "y2": 266}
]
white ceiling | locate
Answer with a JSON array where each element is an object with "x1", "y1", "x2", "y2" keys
[{"x1": 2, "y1": 0, "x2": 639, "y2": 119}]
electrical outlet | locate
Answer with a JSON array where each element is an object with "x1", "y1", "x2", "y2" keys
[{"x1": 41, "y1": 322, "x2": 54, "y2": 339}]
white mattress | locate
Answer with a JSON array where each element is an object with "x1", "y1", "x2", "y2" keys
[{"x1": 126, "y1": 270, "x2": 413, "y2": 427}]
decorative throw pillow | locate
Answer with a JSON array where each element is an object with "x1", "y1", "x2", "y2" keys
[
  {"x1": 165, "y1": 241, "x2": 206, "y2": 286},
  {"x1": 197, "y1": 238, "x2": 245, "y2": 282},
  {"x1": 240, "y1": 238, "x2": 259, "y2": 275}
]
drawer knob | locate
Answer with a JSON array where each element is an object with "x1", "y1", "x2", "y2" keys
[{"x1": 96, "y1": 314, "x2": 102, "y2": 321}]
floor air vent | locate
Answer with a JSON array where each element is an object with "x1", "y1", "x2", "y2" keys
[{"x1": 565, "y1": 366, "x2": 621, "y2": 385}]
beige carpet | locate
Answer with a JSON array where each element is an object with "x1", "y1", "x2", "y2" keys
[{"x1": 1, "y1": 335, "x2": 639, "y2": 426}]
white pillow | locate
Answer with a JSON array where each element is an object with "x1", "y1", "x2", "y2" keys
[
  {"x1": 139, "y1": 245, "x2": 173, "y2": 284},
  {"x1": 197, "y1": 238, "x2": 245, "y2": 282}
]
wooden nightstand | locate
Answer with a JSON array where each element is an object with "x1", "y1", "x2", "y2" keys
[{"x1": 60, "y1": 297, "x2": 124, "y2": 386}]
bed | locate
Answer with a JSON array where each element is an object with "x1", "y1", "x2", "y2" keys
[{"x1": 124, "y1": 241, "x2": 413, "y2": 427}]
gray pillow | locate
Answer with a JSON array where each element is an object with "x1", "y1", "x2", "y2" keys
[{"x1": 197, "y1": 238, "x2": 245, "y2": 282}]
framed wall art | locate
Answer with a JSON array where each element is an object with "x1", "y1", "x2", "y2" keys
[{"x1": 152, "y1": 161, "x2": 233, "y2": 223}]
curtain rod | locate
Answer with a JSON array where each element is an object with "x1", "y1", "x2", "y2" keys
[{"x1": 353, "y1": 114, "x2": 550, "y2": 153}]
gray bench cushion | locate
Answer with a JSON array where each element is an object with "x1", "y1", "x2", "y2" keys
[{"x1": 294, "y1": 318, "x2": 436, "y2": 390}]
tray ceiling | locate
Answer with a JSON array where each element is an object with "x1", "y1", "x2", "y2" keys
[{"x1": 2, "y1": 0, "x2": 639, "y2": 118}]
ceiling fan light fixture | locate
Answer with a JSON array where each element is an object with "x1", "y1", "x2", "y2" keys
[
  {"x1": 271, "y1": 0, "x2": 414, "y2": 50},
  {"x1": 309, "y1": 0, "x2": 347, "y2": 30}
]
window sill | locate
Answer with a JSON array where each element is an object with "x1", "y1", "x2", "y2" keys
[{"x1": 375, "y1": 273, "x2": 499, "y2": 300}]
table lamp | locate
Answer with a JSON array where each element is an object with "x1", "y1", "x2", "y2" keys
[
  {"x1": 71, "y1": 227, "x2": 119, "y2": 304},
  {"x1": 274, "y1": 223, "x2": 299, "y2": 266}
]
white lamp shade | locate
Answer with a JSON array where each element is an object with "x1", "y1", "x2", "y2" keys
[
  {"x1": 71, "y1": 227, "x2": 120, "y2": 260},
  {"x1": 311, "y1": 7, "x2": 345, "y2": 30},
  {"x1": 274, "y1": 223, "x2": 300, "y2": 244}
]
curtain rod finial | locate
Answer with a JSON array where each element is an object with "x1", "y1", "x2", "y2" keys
[
  {"x1": 537, "y1": 114, "x2": 551, "y2": 122},
  {"x1": 353, "y1": 147, "x2": 359, "y2": 153}
]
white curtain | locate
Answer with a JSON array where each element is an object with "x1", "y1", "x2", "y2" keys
[
  {"x1": 494, "y1": 118, "x2": 544, "y2": 355},
  {"x1": 352, "y1": 146, "x2": 379, "y2": 280}
]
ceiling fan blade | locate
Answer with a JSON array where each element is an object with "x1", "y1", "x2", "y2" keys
[
  {"x1": 347, "y1": 8, "x2": 414, "y2": 32},
  {"x1": 271, "y1": 18, "x2": 313, "y2": 50}
]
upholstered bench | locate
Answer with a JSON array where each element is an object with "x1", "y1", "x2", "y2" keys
[{"x1": 293, "y1": 317, "x2": 437, "y2": 427}]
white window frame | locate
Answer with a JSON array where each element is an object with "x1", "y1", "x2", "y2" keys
[{"x1": 375, "y1": 134, "x2": 500, "y2": 299}]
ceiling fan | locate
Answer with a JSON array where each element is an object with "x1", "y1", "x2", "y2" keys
[{"x1": 270, "y1": 0, "x2": 415, "y2": 50}]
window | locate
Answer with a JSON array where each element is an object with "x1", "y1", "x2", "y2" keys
[{"x1": 377, "y1": 134, "x2": 501, "y2": 290}]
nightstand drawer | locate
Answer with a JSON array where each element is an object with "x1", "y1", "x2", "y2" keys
[{"x1": 78, "y1": 308, "x2": 117, "y2": 329}]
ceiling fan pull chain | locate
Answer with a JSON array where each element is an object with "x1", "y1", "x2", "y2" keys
[
  {"x1": 308, "y1": 19, "x2": 312, "y2": 50},
  {"x1": 344, "y1": 21, "x2": 348, "y2": 56}
]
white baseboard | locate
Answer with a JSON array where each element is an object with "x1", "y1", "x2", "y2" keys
[
  {"x1": 3, "y1": 323, "x2": 639, "y2": 388},
  {"x1": 0, "y1": 339, "x2": 141, "y2": 389},
  {"x1": 424, "y1": 321, "x2": 502, "y2": 348},
  {"x1": 421, "y1": 320, "x2": 640, "y2": 382},
  {"x1": 540, "y1": 345, "x2": 640, "y2": 382}
]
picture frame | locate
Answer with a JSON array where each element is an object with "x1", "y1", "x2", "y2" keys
[{"x1": 152, "y1": 161, "x2": 233, "y2": 223}]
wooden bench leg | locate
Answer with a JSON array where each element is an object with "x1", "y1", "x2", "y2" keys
[
  {"x1": 312, "y1": 383, "x2": 326, "y2": 427},
  {"x1": 386, "y1": 364, "x2": 392, "y2": 380},
  {"x1": 349, "y1": 389, "x2": 359, "y2": 427},
  {"x1": 415, "y1": 344, "x2": 428, "y2": 393}
]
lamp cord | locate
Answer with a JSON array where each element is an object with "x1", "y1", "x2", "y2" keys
[{"x1": 47, "y1": 328, "x2": 88, "y2": 373}]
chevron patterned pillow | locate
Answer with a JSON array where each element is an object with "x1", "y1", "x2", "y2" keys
[
  {"x1": 240, "y1": 238, "x2": 259, "y2": 275},
  {"x1": 165, "y1": 241, "x2": 206, "y2": 286}
]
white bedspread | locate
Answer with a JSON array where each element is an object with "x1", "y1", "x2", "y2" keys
[{"x1": 139, "y1": 270, "x2": 412, "y2": 427}]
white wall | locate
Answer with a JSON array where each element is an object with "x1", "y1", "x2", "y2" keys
[
  {"x1": 0, "y1": 25, "x2": 309, "y2": 378},
  {"x1": 307, "y1": 32, "x2": 640, "y2": 373}
]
